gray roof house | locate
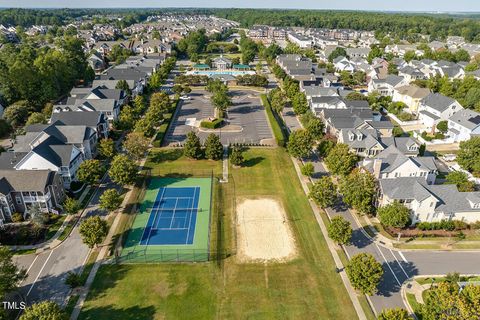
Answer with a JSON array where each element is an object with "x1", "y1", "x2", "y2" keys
[
  {"x1": 53, "y1": 99, "x2": 119, "y2": 122},
  {"x1": 418, "y1": 93, "x2": 463, "y2": 133},
  {"x1": 379, "y1": 177, "x2": 480, "y2": 224},
  {"x1": 447, "y1": 109, "x2": 480, "y2": 142}
]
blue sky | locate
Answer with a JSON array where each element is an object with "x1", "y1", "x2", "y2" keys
[{"x1": 1, "y1": 0, "x2": 479, "y2": 12}]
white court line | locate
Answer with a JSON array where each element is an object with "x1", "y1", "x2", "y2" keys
[
  {"x1": 141, "y1": 187, "x2": 166, "y2": 245},
  {"x1": 169, "y1": 198, "x2": 179, "y2": 229},
  {"x1": 398, "y1": 251, "x2": 408, "y2": 263},
  {"x1": 184, "y1": 187, "x2": 199, "y2": 244},
  {"x1": 375, "y1": 244, "x2": 402, "y2": 287},
  {"x1": 27, "y1": 249, "x2": 54, "y2": 296},
  {"x1": 389, "y1": 249, "x2": 410, "y2": 279}
]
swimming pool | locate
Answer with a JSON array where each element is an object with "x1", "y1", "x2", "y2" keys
[{"x1": 187, "y1": 70, "x2": 256, "y2": 77}]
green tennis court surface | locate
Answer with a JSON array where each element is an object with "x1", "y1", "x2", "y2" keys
[{"x1": 119, "y1": 177, "x2": 212, "y2": 263}]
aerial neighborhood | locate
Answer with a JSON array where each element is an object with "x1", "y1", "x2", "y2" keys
[{"x1": 0, "y1": 6, "x2": 480, "y2": 320}]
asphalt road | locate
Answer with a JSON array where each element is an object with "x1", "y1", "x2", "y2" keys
[{"x1": 13, "y1": 176, "x2": 118, "y2": 307}]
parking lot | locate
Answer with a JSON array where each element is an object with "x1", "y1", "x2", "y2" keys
[{"x1": 164, "y1": 89, "x2": 274, "y2": 146}]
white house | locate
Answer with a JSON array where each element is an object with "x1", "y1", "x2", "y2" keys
[
  {"x1": 368, "y1": 75, "x2": 408, "y2": 96},
  {"x1": 287, "y1": 32, "x2": 313, "y2": 48},
  {"x1": 392, "y1": 85, "x2": 430, "y2": 115},
  {"x1": 379, "y1": 177, "x2": 480, "y2": 224},
  {"x1": 333, "y1": 56, "x2": 355, "y2": 73},
  {"x1": 447, "y1": 109, "x2": 480, "y2": 142},
  {"x1": 418, "y1": 93, "x2": 463, "y2": 133}
]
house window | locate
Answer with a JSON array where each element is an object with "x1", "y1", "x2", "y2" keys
[{"x1": 15, "y1": 196, "x2": 21, "y2": 204}]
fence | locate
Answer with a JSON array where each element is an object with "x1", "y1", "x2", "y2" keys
[{"x1": 115, "y1": 247, "x2": 235, "y2": 263}]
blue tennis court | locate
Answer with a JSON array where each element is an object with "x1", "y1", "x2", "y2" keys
[{"x1": 140, "y1": 186, "x2": 200, "y2": 245}]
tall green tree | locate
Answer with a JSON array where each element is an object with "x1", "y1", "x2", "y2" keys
[
  {"x1": 99, "y1": 189, "x2": 123, "y2": 212},
  {"x1": 123, "y1": 132, "x2": 150, "y2": 160},
  {"x1": 20, "y1": 301, "x2": 67, "y2": 320},
  {"x1": 339, "y1": 169, "x2": 376, "y2": 214},
  {"x1": 76, "y1": 159, "x2": 105, "y2": 185},
  {"x1": 0, "y1": 246, "x2": 27, "y2": 299},
  {"x1": 109, "y1": 155, "x2": 137, "y2": 185},
  {"x1": 377, "y1": 202, "x2": 411, "y2": 228},
  {"x1": 183, "y1": 131, "x2": 203, "y2": 160},
  {"x1": 204, "y1": 133, "x2": 223, "y2": 160},
  {"x1": 445, "y1": 171, "x2": 476, "y2": 192},
  {"x1": 287, "y1": 129, "x2": 314, "y2": 158},
  {"x1": 327, "y1": 216, "x2": 352, "y2": 245},
  {"x1": 346, "y1": 253, "x2": 383, "y2": 295},
  {"x1": 229, "y1": 147, "x2": 244, "y2": 166},
  {"x1": 378, "y1": 308, "x2": 413, "y2": 320},
  {"x1": 98, "y1": 138, "x2": 116, "y2": 160},
  {"x1": 79, "y1": 216, "x2": 108, "y2": 248},
  {"x1": 457, "y1": 137, "x2": 480, "y2": 176},
  {"x1": 324, "y1": 144, "x2": 358, "y2": 176},
  {"x1": 309, "y1": 176, "x2": 337, "y2": 208}
]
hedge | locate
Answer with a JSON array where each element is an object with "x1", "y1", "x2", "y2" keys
[
  {"x1": 152, "y1": 100, "x2": 179, "y2": 147},
  {"x1": 261, "y1": 94, "x2": 287, "y2": 147},
  {"x1": 200, "y1": 118, "x2": 223, "y2": 129}
]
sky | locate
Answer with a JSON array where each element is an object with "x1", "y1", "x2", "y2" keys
[{"x1": 1, "y1": 0, "x2": 480, "y2": 12}]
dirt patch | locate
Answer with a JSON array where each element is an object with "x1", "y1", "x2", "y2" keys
[{"x1": 236, "y1": 198, "x2": 297, "y2": 263}]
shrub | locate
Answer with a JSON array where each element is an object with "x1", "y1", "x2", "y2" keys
[
  {"x1": 453, "y1": 220, "x2": 469, "y2": 231},
  {"x1": 301, "y1": 162, "x2": 315, "y2": 177},
  {"x1": 65, "y1": 272, "x2": 82, "y2": 288},
  {"x1": 11, "y1": 212, "x2": 23, "y2": 222},
  {"x1": 200, "y1": 118, "x2": 223, "y2": 129},
  {"x1": 397, "y1": 112, "x2": 414, "y2": 122}
]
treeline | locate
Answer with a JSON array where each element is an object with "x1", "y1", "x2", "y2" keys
[
  {"x1": 0, "y1": 37, "x2": 92, "y2": 109},
  {"x1": 211, "y1": 9, "x2": 480, "y2": 42}
]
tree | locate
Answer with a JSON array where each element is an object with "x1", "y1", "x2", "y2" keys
[
  {"x1": 76, "y1": 159, "x2": 105, "y2": 185},
  {"x1": 230, "y1": 147, "x2": 244, "y2": 166},
  {"x1": 300, "y1": 111, "x2": 324, "y2": 140},
  {"x1": 3, "y1": 102, "x2": 29, "y2": 127},
  {"x1": 436, "y1": 120, "x2": 448, "y2": 133},
  {"x1": 63, "y1": 197, "x2": 81, "y2": 215},
  {"x1": 445, "y1": 171, "x2": 476, "y2": 192},
  {"x1": 115, "y1": 79, "x2": 131, "y2": 94},
  {"x1": 324, "y1": 144, "x2": 358, "y2": 176},
  {"x1": 0, "y1": 119, "x2": 12, "y2": 137},
  {"x1": 287, "y1": 129, "x2": 314, "y2": 158},
  {"x1": 20, "y1": 301, "x2": 67, "y2": 320},
  {"x1": 346, "y1": 92, "x2": 367, "y2": 101},
  {"x1": 0, "y1": 246, "x2": 27, "y2": 299},
  {"x1": 378, "y1": 308, "x2": 413, "y2": 320},
  {"x1": 25, "y1": 112, "x2": 48, "y2": 126},
  {"x1": 421, "y1": 282, "x2": 480, "y2": 320},
  {"x1": 317, "y1": 139, "x2": 335, "y2": 157},
  {"x1": 211, "y1": 90, "x2": 231, "y2": 117},
  {"x1": 99, "y1": 189, "x2": 123, "y2": 212},
  {"x1": 346, "y1": 253, "x2": 383, "y2": 295},
  {"x1": 30, "y1": 204, "x2": 49, "y2": 227},
  {"x1": 183, "y1": 131, "x2": 203, "y2": 159},
  {"x1": 98, "y1": 138, "x2": 116, "y2": 159},
  {"x1": 328, "y1": 47, "x2": 347, "y2": 62},
  {"x1": 291, "y1": 92, "x2": 308, "y2": 115},
  {"x1": 328, "y1": 216, "x2": 352, "y2": 245},
  {"x1": 457, "y1": 137, "x2": 480, "y2": 176},
  {"x1": 123, "y1": 132, "x2": 150, "y2": 160},
  {"x1": 339, "y1": 169, "x2": 376, "y2": 214},
  {"x1": 204, "y1": 133, "x2": 223, "y2": 160},
  {"x1": 309, "y1": 176, "x2": 337, "y2": 208},
  {"x1": 377, "y1": 202, "x2": 411, "y2": 228},
  {"x1": 109, "y1": 155, "x2": 137, "y2": 185},
  {"x1": 79, "y1": 216, "x2": 108, "y2": 248},
  {"x1": 301, "y1": 162, "x2": 315, "y2": 177}
]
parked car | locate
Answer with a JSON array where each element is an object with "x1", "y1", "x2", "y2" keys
[
  {"x1": 180, "y1": 95, "x2": 191, "y2": 100},
  {"x1": 442, "y1": 154, "x2": 457, "y2": 162}
]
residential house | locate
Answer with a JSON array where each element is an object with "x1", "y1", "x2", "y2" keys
[
  {"x1": 0, "y1": 170, "x2": 65, "y2": 222},
  {"x1": 368, "y1": 75, "x2": 408, "y2": 96},
  {"x1": 287, "y1": 32, "x2": 313, "y2": 48},
  {"x1": 53, "y1": 99, "x2": 120, "y2": 123},
  {"x1": 50, "y1": 111, "x2": 109, "y2": 139},
  {"x1": 418, "y1": 93, "x2": 463, "y2": 133},
  {"x1": 333, "y1": 56, "x2": 355, "y2": 73},
  {"x1": 346, "y1": 47, "x2": 371, "y2": 58},
  {"x1": 88, "y1": 52, "x2": 106, "y2": 73},
  {"x1": 447, "y1": 109, "x2": 480, "y2": 142},
  {"x1": 379, "y1": 177, "x2": 480, "y2": 224},
  {"x1": 392, "y1": 85, "x2": 431, "y2": 115},
  {"x1": 362, "y1": 145, "x2": 437, "y2": 184}
]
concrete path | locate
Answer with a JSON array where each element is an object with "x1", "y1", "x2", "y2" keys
[{"x1": 221, "y1": 145, "x2": 229, "y2": 183}]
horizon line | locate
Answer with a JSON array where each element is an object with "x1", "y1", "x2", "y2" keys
[{"x1": 0, "y1": 7, "x2": 479, "y2": 14}]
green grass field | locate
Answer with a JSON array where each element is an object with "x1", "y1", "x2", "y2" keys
[{"x1": 79, "y1": 148, "x2": 358, "y2": 320}]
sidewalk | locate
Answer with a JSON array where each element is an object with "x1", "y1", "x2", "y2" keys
[
  {"x1": 10, "y1": 185, "x2": 93, "y2": 252},
  {"x1": 70, "y1": 154, "x2": 149, "y2": 320},
  {"x1": 290, "y1": 156, "x2": 367, "y2": 320}
]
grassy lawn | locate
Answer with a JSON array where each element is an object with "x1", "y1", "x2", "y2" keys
[
  {"x1": 80, "y1": 148, "x2": 358, "y2": 320},
  {"x1": 406, "y1": 293, "x2": 422, "y2": 319}
]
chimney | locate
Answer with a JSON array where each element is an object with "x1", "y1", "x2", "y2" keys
[{"x1": 373, "y1": 159, "x2": 382, "y2": 179}]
